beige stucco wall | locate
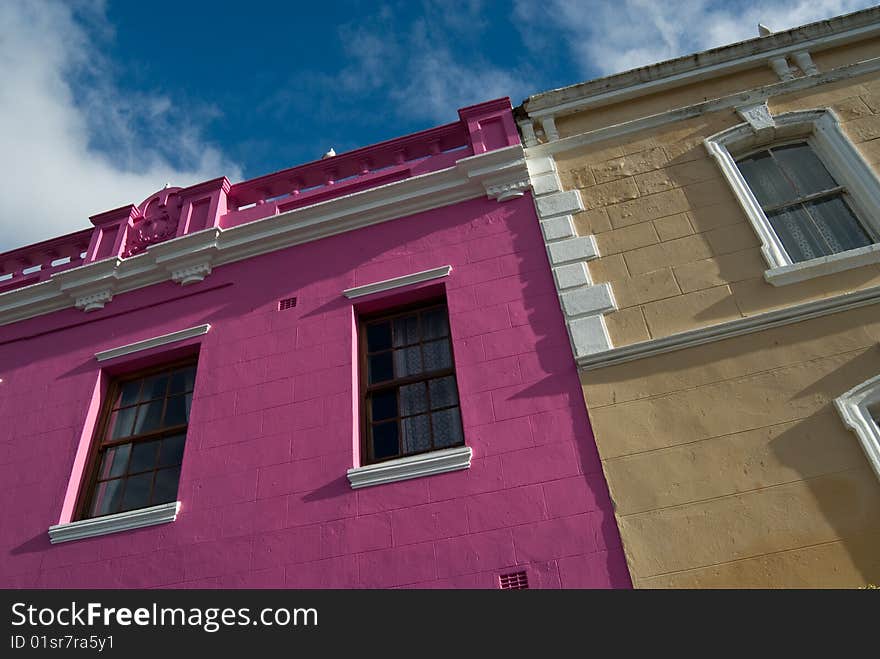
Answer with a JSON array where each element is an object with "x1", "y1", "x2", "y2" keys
[
  {"x1": 551, "y1": 44, "x2": 880, "y2": 587},
  {"x1": 581, "y1": 307, "x2": 880, "y2": 587},
  {"x1": 554, "y1": 72, "x2": 880, "y2": 349}
]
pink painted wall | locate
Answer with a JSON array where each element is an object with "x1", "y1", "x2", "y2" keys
[{"x1": 0, "y1": 193, "x2": 630, "y2": 589}]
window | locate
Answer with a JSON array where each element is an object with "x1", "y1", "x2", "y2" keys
[
  {"x1": 835, "y1": 374, "x2": 880, "y2": 483},
  {"x1": 360, "y1": 300, "x2": 464, "y2": 465},
  {"x1": 77, "y1": 360, "x2": 196, "y2": 519},
  {"x1": 705, "y1": 108, "x2": 880, "y2": 286},
  {"x1": 735, "y1": 142, "x2": 873, "y2": 262}
]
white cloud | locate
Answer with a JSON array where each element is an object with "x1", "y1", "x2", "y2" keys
[
  {"x1": 329, "y1": 5, "x2": 533, "y2": 125},
  {"x1": 516, "y1": 0, "x2": 876, "y2": 77},
  {"x1": 0, "y1": 1, "x2": 241, "y2": 253}
]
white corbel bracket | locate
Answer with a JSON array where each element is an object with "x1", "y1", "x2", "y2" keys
[
  {"x1": 54, "y1": 257, "x2": 121, "y2": 313},
  {"x1": 74, "y1": 288, "x2": 114, "y2": 312},
  {"x1": 149, "y1": 228, "x2": 221, "y2": 287},
  {"x1": 484, "y1": 178, "x2": 531, "y2": 202},
  {"x1": 769, "y1": 56, "x2": 795, "y2": 81}
]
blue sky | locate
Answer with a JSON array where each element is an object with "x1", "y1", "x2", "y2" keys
[{"x1": 1, "y1": 0, "x2": 876, "y2": 251}]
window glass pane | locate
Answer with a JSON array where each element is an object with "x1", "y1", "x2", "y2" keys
[
  {"x1": 159, "y1": 434, "x2": 186, "y2": 467},
  {"x1": 371, "y1": 390, "x2": 398, "y2": 422},
  {"x1": 394, "y1": 346, "x2": 423, "y2": 378},
  {"x1": 98, "y1": 444, "x2": 131, "y2": 480},
  {"x1": 422, "y1": 340, "x2": 452, "y2": 372},
  {"x1": 422, "y1": 307, "x2": 449, "y2": 339},
  {"x1": 139, "y1": 374, "x2": 169, "y2": 402},
  {"x1": 736, "y1": 151, "x2": 798, "y2": 207},
  {"x1": 804, "y1": 195, "x2": 872, "y2": 254},
  {"x1": 429, "y1": 376, "x2": 459, "y2": 409},
  {"x1": 129, "y1": 440, "x2": 160, "y2": 473},
  {"x1": 120, "y1": 473, "x2": 153, "y2": 512},
  {"x1": 117, "y1": 380, "x2": 141, "y2": 408},
  {"x1": 400, "y1": 382, "x2": 429, "y2": 416},
  {"x1": 366, "y1": 322, "x2": 392, "y2": 352},
  {"x1": 372, "y1": 422, "x2": 399, "y2": 460},
  {"x1": 368, "y1": 353, "x2": 393, "y2": 384},
  {"x1": 767, "y1": 205, "x2": 828, "y2": 262},
  {"x1": 107, "y1": 406, "x2": 137, "y2": 440},
  {"x1": 402, "y1": 414, "x2": 432, "y2": 454},
  {"x1": 153, "y1": 467, "x2": 181, "y2": 504},
  {"x1": 132, "y1": 399, "x2": 164, "y2": 435},
  {"x1": 392, "y1": 315, "x2": 419, "y2": 347},
  {"x1": 163, "y1": 394, "x2": 189, "y2": 428},
  {"x1": 169, "y1": 366, "x2": 197, "y2": 394},
  {"x1": 772, "y1": 143, "x2": 838, "y2": 196},
  {"x1": 90, "y1": 479, "x2": 123, "y2": 517},
  {"x1": 432, "y1": 408, "x2": 463, "y2": 448}
]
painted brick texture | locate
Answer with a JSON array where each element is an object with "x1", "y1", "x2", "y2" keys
[{"x1": 0, "y1": 194, "x2": 628, "y2": 589}]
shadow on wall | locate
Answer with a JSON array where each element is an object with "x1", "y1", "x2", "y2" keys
[{"x1": 769, "y1": 343, "x2": 880, "y2": 586}]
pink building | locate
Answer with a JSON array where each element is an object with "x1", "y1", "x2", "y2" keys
[{"x1": 0, "y1": 99, "x2": 629, "y2": 589}]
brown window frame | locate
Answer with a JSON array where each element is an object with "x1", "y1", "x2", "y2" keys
[
  {"x1": 74, "y1": 356, "x2": 198, "y2": 521},
  {"x1": 358, "y1": 298, "x2": 465, "y2": 466}
]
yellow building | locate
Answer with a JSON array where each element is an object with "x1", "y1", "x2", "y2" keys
[{"x1": 517, "y1": 7, "x2": 880, "y2": 587}]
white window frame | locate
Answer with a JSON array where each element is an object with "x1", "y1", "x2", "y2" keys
[
  {"x1": 835, "y1": 374, "x2": 880, "y2": 483},
  {"x1": 705, "y1": 108, "x2": 880, "y2": 286}
]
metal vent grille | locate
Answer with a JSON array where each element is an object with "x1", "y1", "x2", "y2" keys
[
  {"x1": 278, "y1": 297, "x2": 298, "y2": 310},
  {"x1": 499, "y1": 571, "x2": 529, "y2": 590}
]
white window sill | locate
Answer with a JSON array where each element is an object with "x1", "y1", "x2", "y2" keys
[
  {"x1": 347, "y1": 446, "x2": 472, "y2": 489},
  {"x1": 764, "y1": 243, "x2": 880, "y2": 286},
  {"x1": 47, "y1": 501, "x2": 181, "y2": 544}
]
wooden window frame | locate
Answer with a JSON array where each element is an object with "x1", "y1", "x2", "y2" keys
[
  {"x1": 358, "y1": 298, "x2": 464, "y2": 466},
  {"x1": 74, "y1": 356, "x2": 197, "y2": 521}
]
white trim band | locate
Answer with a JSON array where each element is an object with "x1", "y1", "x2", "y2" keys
[
  {"x1": 48, "y1": 501, "x2": 181, "y2": 544},
  {"x1": 95, "y1": 324, "x2": 211, "y2": 362},
  {"x1": 577, "y1": 284, "x2": 880, "y2": 370},
  {"x1": 835, "y1": 373, "x2": 880, "y2": 483},
  {"x1": 346, "y1": 446, "x2": 472, "y2": 489},
  {"x1": 343, "y1": 265, "x2": 452, "y2": 299}
]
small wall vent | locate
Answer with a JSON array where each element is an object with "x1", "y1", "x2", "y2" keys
[
  {"x1": 278, "y1": 297, "x2": 298, "y2": 310},
  {"x1": 499, "y1": 571, "x2": 529, "y2": 590}
]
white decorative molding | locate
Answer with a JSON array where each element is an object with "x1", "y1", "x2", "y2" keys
[
  {"x1": 48, "y1": 501, "x2": 181, "y2": 544},
  {"x1": 524, "y1": 150, "x2": 613, "y2": 360},
  {"x1": 736, "y1": 101, "x2": 775, "y2": 132},
  {"x1": 518, "y1": 119, "x2": 538, "y2": 147},
  {"x1": 705, "y1": 107, "x2": 880, "y2": 281},
  {"x1": 484, "y1": 178, "x2": 530, "y2": 202},
  {"x1": 525, "y1": 57, "x2": 880, "y2": 159},
  {"x1": 559, "y1": 283, "x2": 616, "y2": 318},
  {"x1": 547, "y1": 236, "x2": 599, "y2": 265},
  {"x1": 95, "y1": 324, "x2": 211, "y2": 362},
  {"x1": 170, "y1": 261, "x2": 213, "y2": 286},
  {"x1": 577, "y1": 283, "x2": 880, "y2": 370},
  {"x1": 553, "y1": 262, "x2": 591, "y2": 290},
  {"x1": 521, "y1": 9, "x2": 880, "y2": 124},
  {"x1": 347, "y1": 446, "x2": 472, "y2": 489},
  {"x1": 535, "y1": 190, "x2": 584, "y2": 218},
  {"x1": 1, "y1": 145, "x2": 529, "y2": 326},
  {"x1": 835, "y1": 374, "x2": 880, "y2": 482},
  {"x1": 769, "y1": 55, "x2": 795, "y2": 81},
  {"x1": 568, "y1": 315, "x2": 613, "y2": 356},
  {"x1": 74, "y1": 288, "x2": 114, "y2": 312},
  {"x1": 792, "y1": 50, "x2": 819, "y2": 75},
  {"x1": 343, "y1": 265, "x2": 452, "y2": 299},
  {"x1": 541, "y1": 116, "x2": 559, "y2": 141},
  {"x1": 540, "y1": 215, "x2": 576, "y2": 242},
  {"x1": 765, "y1": 243, "x2": 880, "y2": 286}
]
